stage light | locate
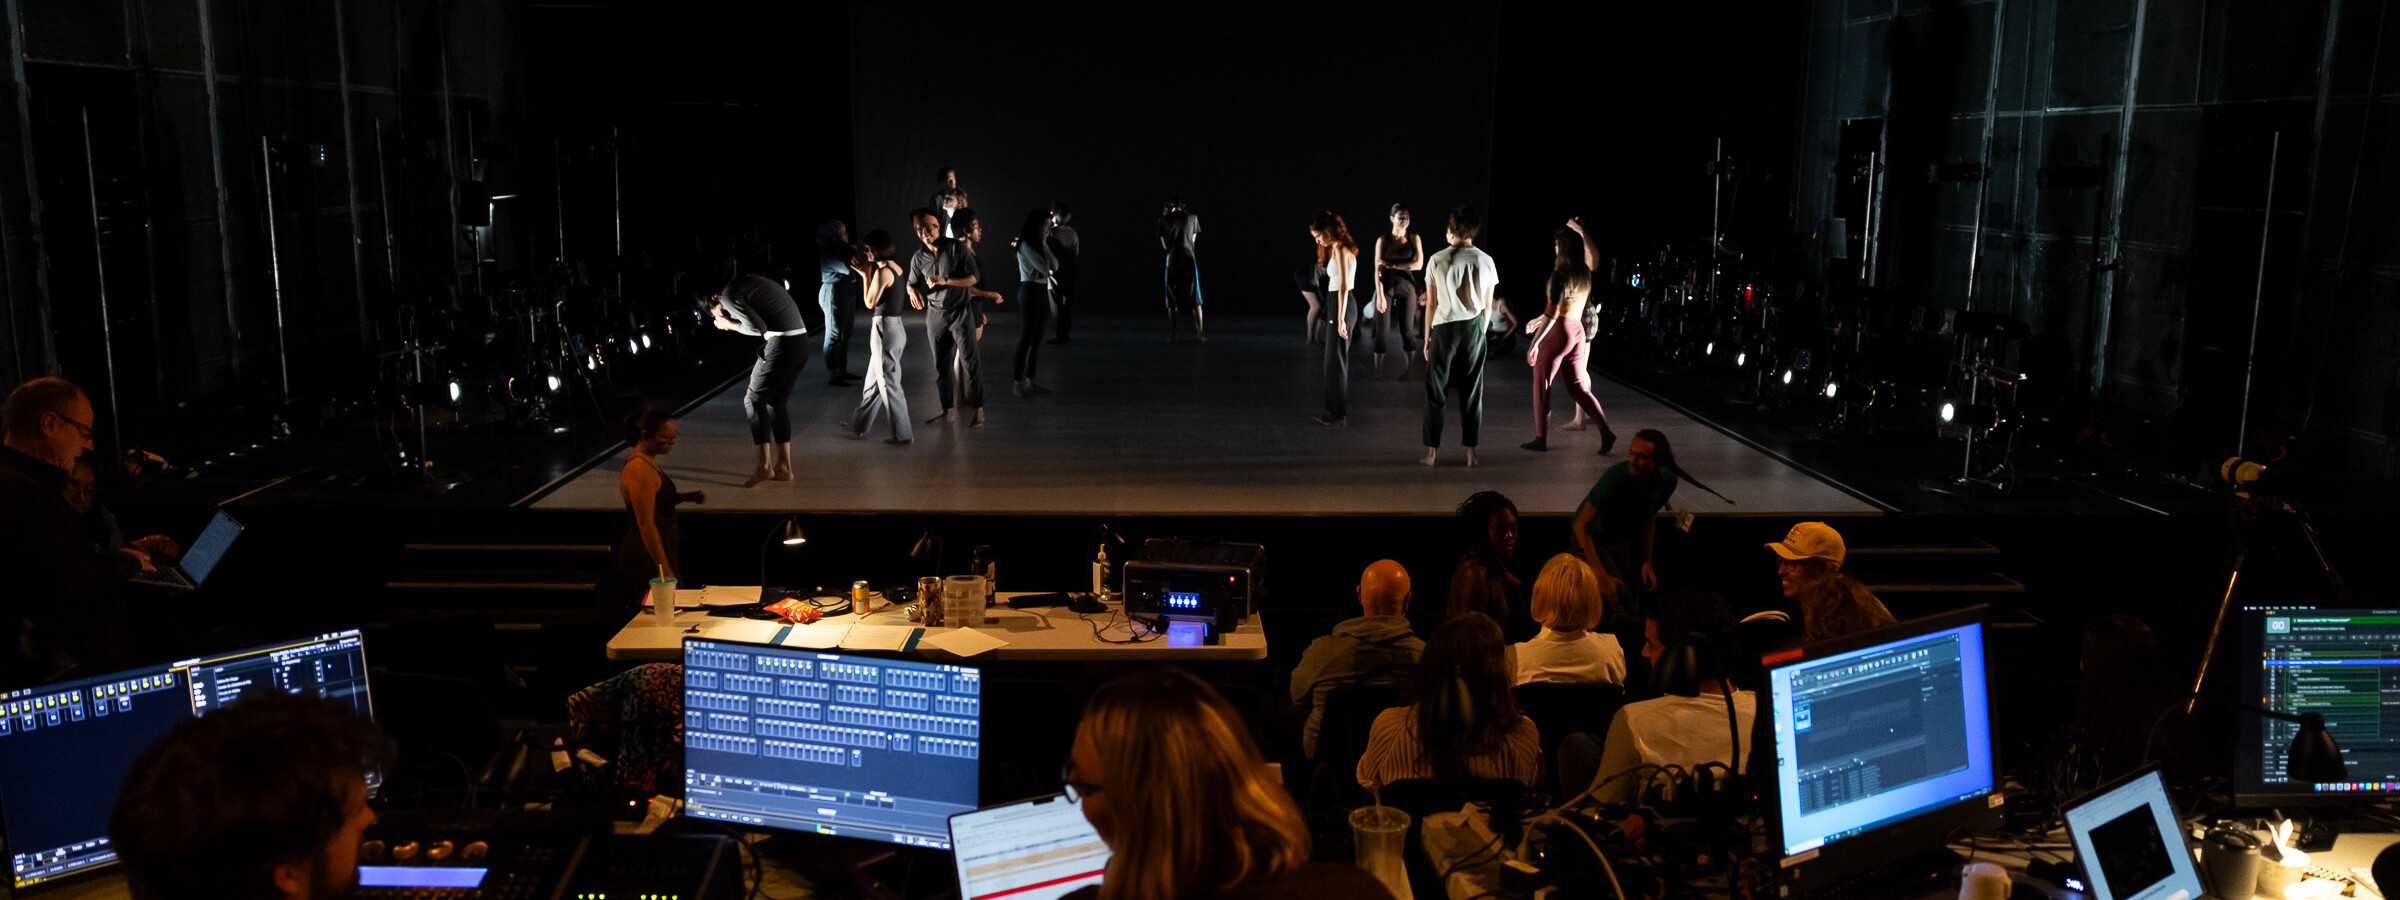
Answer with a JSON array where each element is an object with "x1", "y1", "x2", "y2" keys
[
  {"x1": 1705, "y1": 341, "x2": 1715, "y2": 355},
  {"x1": 586, "y1": 355, "x2": 599, "y2": 371},
  {"x1": 640, "y1": 332, "x2": 653, "y2": 350},
  {"x1": 1824, "y1": 381, "x2": 1839, "y2": 399},
  {"x1": 779, "y1": 517, "x2": 807, "y2": 546},
  {"x1": 1782, "y1": 369, "x2": 1794, "y2": 385},
  {"x1": 1940, "y1": 402, "x2": 1957, "y2": 423},
  {"x1": 547, "y1": 374, "x2": 562, "y2": 392},
  {"x1": 1735, "y1": 352, "x2": 1746, "y2": 367},
  {"x1": 448, "y1": 380, "x2": 462, "y2": 403}
]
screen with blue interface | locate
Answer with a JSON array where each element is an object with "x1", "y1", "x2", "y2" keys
[
  {"x1": 683, "y1": 639, "x2": 981, "y2": 850},
  {"x1": 1769, "y1": 620, "x2": 1996, "y2": 856},
  {"x1": 0, "y1": 630, "x2": 374, "y2": 890},
  {"x1": 2241, "y1": 607, "x2": 2400, "y2": 801}
]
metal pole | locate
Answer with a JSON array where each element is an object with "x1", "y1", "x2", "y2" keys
[
  {"x1": 1862, "y1": 150, "x2": 1881, "y2": 287},
  {"x1": 2236, "y1": 132, "x2": 2282, "y2": 459},
  {"x1": 1966, "y1": 0, "x2": 2008, "y2": 310},
  {"x1": 194, "y1": 0, "x2": 238, "y2": 374},
  {"x1": 1709, "y1": 137, "x2": 1722, "y2": 309},
  {"x1": 6, "y1": 0, "x2": 56, "y2": 372},
  {"x1": 376, "y1": 118, "x2": 395, "y2": 288},
  {"x1": 2092, "y1": 0, "x2": 2153, "y2": 397},
  {"x1": 333, "y1": 0, "x2": 368, "y2": 341},
  {"x1": 260, "y1": 135, "x2": 290, "y2": 399},
  {"x1": 611, "y1": 125, "x2": 624, "y2": 312},
  {"x1": 81, "y1": 109, "x2": 121, "y2": 454},
  {"x1": 552, "y1": 138, "x2": 565, "y2": 263}
]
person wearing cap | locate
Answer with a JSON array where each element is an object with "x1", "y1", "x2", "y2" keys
[{"x1": 1766, "y1": 521, "x2": 1893, "y2": 644}]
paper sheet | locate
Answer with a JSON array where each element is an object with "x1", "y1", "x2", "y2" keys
[
  {"x1": 706, "y1": 619, "x2": 789, "y2": 645},
  {"x1": 841, "y1": 626, "x2": 919, "y2": 652},
  {"x1": 920, "y1": 627, "x2": 1009, "y2": 658},
  {"x1": 780, "y1": 624, "x2": 847, "y2": 649}
]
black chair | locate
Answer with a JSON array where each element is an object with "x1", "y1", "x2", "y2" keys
[
  {"x1": 979, "y1": 677, "x2": 1087, "y2": 802},
  {"x1": 1512, "y1": 681, "x2": 1628, "y2": 796},
  {"x1": 1302, "y1": 673, "x2": 1413, "y2": 851}
]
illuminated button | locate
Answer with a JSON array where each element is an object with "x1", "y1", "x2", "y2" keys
[
  {"x1": 391, "y1": 841, "x2": 419, "y2": 860},
  {"x1": 358, "y1": 840, "x2": 386, "y2": 862},
  {"x1": 425, "y1": 840, "x2": 453, "y2": 860},
  {"x1": 460, "y1": 841, "x2": 488, "y2": 862}
]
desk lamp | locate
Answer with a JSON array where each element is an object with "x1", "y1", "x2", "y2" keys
[
  {"x1": 910, "y1": 530, "x2": 946, "y2": 577},
  {"x1": 759, "y1": 515, "x2": 807, "y2": 587}
]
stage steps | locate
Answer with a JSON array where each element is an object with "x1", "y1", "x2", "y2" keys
[{"x1": 1838, "y1": 534, "x2": 2025, "y2": 620}]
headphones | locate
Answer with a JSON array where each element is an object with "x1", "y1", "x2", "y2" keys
[{"x1": 1650, "y1": 627, "x2": 1720, "y2": 698}]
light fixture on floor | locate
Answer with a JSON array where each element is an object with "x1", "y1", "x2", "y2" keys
[
  {"x1": 759, "y1": 515, "x2": 807, "y2": 587},
  {"x1": 1782, "y1": 369, "x2": 1794, "y2": 385},
  {"x1": 1824, "y1": 381, "x2": 1839, "y2": 399},
  {"x1": 1940, "y1": 401, "x2": 1957, "y2": 424},
  {"x1": 1735, "y1": 351, "x2": 1746, "y2": 367}
]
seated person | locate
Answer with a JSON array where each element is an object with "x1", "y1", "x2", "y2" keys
[
  {"x1": 1512, "y1": 554, "x2": 1625, "y2": 686},
  {"x1": 1356, "y1": 613, "x2": 1541, "y2": 790},
  {"x1": 1564, "y1": 591, "x2": 1757, "y2": 805},
  {"x1": 111, "y1": 690, "x2": 393, "y2": 900},
  {"x1": 1445, "y1": 491, "x2": 1522, "y2": 632},
  {"x1": 1291, "y1": 559, "x2": 1424, "y2": 758},
  {"x1": 1064, "y1": 666, "x2": 1390, "y2": 900},
  {"x1": 1767, "y1": 521, "x2": 1893, "y2": 644}
]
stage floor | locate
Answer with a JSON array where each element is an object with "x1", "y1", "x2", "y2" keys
[{"x1": 529, "y1": 312, "x2": 1881, "y2": 518}]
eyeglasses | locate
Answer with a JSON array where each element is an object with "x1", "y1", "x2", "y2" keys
[
  {"x1": 49, "y1": 411, "x2": 92, "y2": 440},
  {"x1": 1059, "y1": 762, "x2": 1104, "y2": 803}
]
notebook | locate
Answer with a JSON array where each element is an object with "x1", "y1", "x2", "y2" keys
[{"x1": 947, "y1": 793, "x2": 1110, "y2": 900}]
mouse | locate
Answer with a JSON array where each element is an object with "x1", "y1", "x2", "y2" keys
[{"x1": 1067, "y1": 593, "x2": 1110, "y2": 614}]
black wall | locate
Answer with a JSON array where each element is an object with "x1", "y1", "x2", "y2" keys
[{"x1": 846, "y1": 1, "x2": 1498, "y2": 317}]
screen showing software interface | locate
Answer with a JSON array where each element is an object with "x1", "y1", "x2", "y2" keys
[
  {"x1": 2252, "y1": 609, "x2": 2400, "y2": 791},
  {"x1": 0, "y1": 630, "x2": 374, "y2": 890},
  {"x1": 949, "y1": 794, "x2": 1110, "y2": 900},
  {"x1": 683, "y1": 640, "x2": 981, "y2": 849},
  {"x1": 1771, "y1": 622, "x2": 1995, "y2": 855},
  {"x1": 2063, "y1": 770, "x2": 2205, "y2": 900}
]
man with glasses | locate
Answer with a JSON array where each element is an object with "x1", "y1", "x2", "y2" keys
[{"x1": 0, "y1": 377, "x2": 170, "y2": 685}]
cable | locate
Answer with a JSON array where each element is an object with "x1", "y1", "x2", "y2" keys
[
  {"x1": 1547, "y1": 814, "x2": 1629, "y2": 900},
  {"x1": 1080, "y1": 610, "x2": 1161, "y2": 644}
]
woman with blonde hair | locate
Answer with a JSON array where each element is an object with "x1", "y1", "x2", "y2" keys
[
  {"x1": 1511, "y1": 554, "x2": 1626, "y2": 685},
  {"x1": 1063, "y1": 667, "x2": 1389, "y2": 900}
]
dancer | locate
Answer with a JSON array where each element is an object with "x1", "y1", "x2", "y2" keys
[
  {"x1": 600, "y1": 406, "x2": 704, "y2": 607},
  {"x1": 1421, "y1": 206, "x2": 1497, "y2": 466},
  {"x1": 1011, "y1": 208, "x2": 1057, "y2": 396},
  {"x1": 1159, "y1": 197, "x2": 1204, "y2": 341},
  {"x1": 909, "y1": 208, "x2": 988, "y2": 427},
  {"x1": 930, "y1": 167, "x2": 968, "y2": 238},
  {"x1": 954, "y1": 208, "x2": 1007, "y2": 343},
  {"x1": 1310, "y1": 212, "x2": 1359, "y2": 426},
  {"x1": 841, "y1": 230, "x2": 912, "y2": 443},
  {"x1": 1522, "y1": 218, "x2": 1617, "y2": 453},
  {"x1": 1046, "y1": 202, "x2": 1079, "y2": 344},
  {"x1": 709, "y1": 248, "x2": 809, "y2": 485},
  {"x1": 817, "y1": 219, "x2": 859, "y2": 387},
  {"x1": 1371, "y1": 203, "x2": 1425, "y2": 380},
  {"x1": 1294, "y1": 261, "x2": 1325, "y2": 345}
]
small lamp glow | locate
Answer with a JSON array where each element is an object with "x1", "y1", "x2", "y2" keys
[
  {"x1": 1940, "y1": 402, "x2": 1957, "y2": 424},
  {"x1": 1824, "y1": 381, "x2": 1839, "y2": 399}
]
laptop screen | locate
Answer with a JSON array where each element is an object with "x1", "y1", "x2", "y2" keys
[
  {"x1": 2061, "y1": 768, "x2": 2208, "y2": 900},
  {"x1": 178, "y1": 511, "x2": 242, "y2": 585},
  {"x1": 948, "y1": 794, "x2": 1110, "y2": 900}
]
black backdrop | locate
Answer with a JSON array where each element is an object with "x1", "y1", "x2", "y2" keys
[{"x1": 847, "y1": 1, "x2": 1498, "y2": 316}]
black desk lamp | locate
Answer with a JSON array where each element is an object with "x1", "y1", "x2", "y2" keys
[
  {"x1": 910, "y1": 530, "x2": 945, "y2": 578},
  {"x1": 2155, "y1": 694, "x2": 2347, "y2": 784},
  {"x1": 759, "y1": 515, "x2": 806, "y2": 587}
]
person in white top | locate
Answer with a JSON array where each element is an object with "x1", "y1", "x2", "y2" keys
[
  {"x1": 1512, "y1": 554, "x2": 1625, "y2": 686},
  {"x1": 1421, "y1": 206, "x2": 1499, "y2": 467},
  {"x1": 1566, "y1": 591, "x2": 1756, "y2": 805},
  {"x1": 1310, "y1": 212, "x2": 1362, "y2": 426}
]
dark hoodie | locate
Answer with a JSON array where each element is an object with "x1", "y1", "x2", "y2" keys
[{"x1": 1290, "y1": 615, "x2": 1423, "y2": 758}]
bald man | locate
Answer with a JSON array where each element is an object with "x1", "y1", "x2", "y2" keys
[{"x1": 1290, "y1": 559, "x2": 1425, "y2": 759}]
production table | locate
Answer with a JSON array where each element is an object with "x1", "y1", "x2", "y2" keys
[{"x1": 604, "y1": 587, "x2": 1268, "y2": 662}]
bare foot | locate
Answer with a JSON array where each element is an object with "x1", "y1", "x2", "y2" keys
[
  {"x1": 1465, "y1": 448, "x2": 1478, "y2": 468},
  {"x1": 743, "y1": 468, "x2": 772, "y2": 488},
  {"x1": 770, "y1": 465, "x2": 794, "y2": 482},
  {"x1": 970, "y1": 409, "x2": 986, "y2": 428},
  {"x1": 1420, "y1": 448, "x2": 1437, "y2": 467},
  {"x1": 926, "y1": 410, "x2": 952, "y2": 425},
  {"x1": 837, "y1": 423, "x2": 864, "y2": 439},
  {"x1": 1564, "y1": 419, "x2": 1591, "y2": 431}
]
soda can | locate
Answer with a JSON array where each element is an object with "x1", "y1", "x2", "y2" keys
[{"x1": 852, "y1": 580, "x2": 871, "y2": 614}]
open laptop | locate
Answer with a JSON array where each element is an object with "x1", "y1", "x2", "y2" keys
[
  {"x1": 2061, "y1": 766, "x2": 2215, "y2": 900},
  {"x1": 947, "y1": 793, "x2": 1110, "y2": 900},
  {"x1": 125, "y1": 510, "x2": 241, "y2": 591}
]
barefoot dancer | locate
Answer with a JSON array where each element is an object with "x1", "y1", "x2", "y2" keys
[
  {"x1": 1523, "y1": 217, "x2": 1617, "y2": 453},
  {"x1": 709, "y1": 250, "x2": 809, "y2": 486}
]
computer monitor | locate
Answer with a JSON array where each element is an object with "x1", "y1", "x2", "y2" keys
[
  {"x1": 2237, "y1": 606, "x2": 2400, "y2": 805},
  {"x1": 2061, "y1": 766, "x2": 2209, "y2": 900},
  {"x1": 1764, "y1": 605, "x2": 2001, "y2": 895},
  {"x1": 682, "y1": 639, "x2": 982, "y2": 850},
  {"x1": 0, "y1": 628, "x2": 377, "y2": 892}
]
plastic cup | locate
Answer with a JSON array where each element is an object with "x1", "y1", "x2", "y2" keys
[
  {"x1": 649, "y1": 577, "x2": 678, "y2": 626},
  {"x1": 2257, "y1": 852, "x2": 2308, "y2": 899},
  {"x1": 1348, "y1": 805, "x2": 1412, "y2": 900}
]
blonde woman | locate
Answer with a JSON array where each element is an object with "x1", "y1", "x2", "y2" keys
[
  {"x1": 1512, "y1": 554, "x2": 1626, "y2": 686},
  {"x1": 1062, "y1": 667, "x2": 1389, "y2": 900}
]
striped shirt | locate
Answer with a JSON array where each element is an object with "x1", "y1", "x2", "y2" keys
[{"x1": 1355, "y1": 705, "x2": 1542, "y2": 790}]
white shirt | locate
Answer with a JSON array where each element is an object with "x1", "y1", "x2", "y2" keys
[
  {"x1": 1590, "y1": 691, "x2": 1758, "y2": 805},
  {"x1": 1512, "y1": 629, "x2": 1626, "y2": 686},
  {"x1": 1427, "y1": 244, "x2": 1498, "y2": 326},
  {"x1": 1324, "y1": 248, "x2": 1355, "y2": 294}
]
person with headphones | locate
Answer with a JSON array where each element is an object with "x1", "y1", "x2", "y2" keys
[
  {"x1": 1561, "y1": 591, "x2": 1756, "y2": 805},
  {"x1": 1289, "y1": 560, "x2": 1424, "y2": 759}
]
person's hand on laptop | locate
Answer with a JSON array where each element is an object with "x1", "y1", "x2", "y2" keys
[
  {"x1": 129, "y1": 534, "x2": 179, "y2": 562},
  {"x1": 117, "y1": 546, "x2": 155, "y2": 572}
]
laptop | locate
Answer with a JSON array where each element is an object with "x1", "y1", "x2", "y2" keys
[
  {"x1": 125, "y1": 510, "x2": 242, "y2": 591},
  {"x1": 947, "y1": 793, "x2": 1111, "y2": 900},
  {"x1": 2061, "y1": 766, "x2": 2215, "y2": 900}
]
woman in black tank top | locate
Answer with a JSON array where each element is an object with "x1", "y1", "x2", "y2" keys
[
  {"x1": 1371, "y1": 202, "x2": 1425, "y2": 380},
  {"x1": 600, "y1": 406, "x2": 705, "y2": 607}
]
